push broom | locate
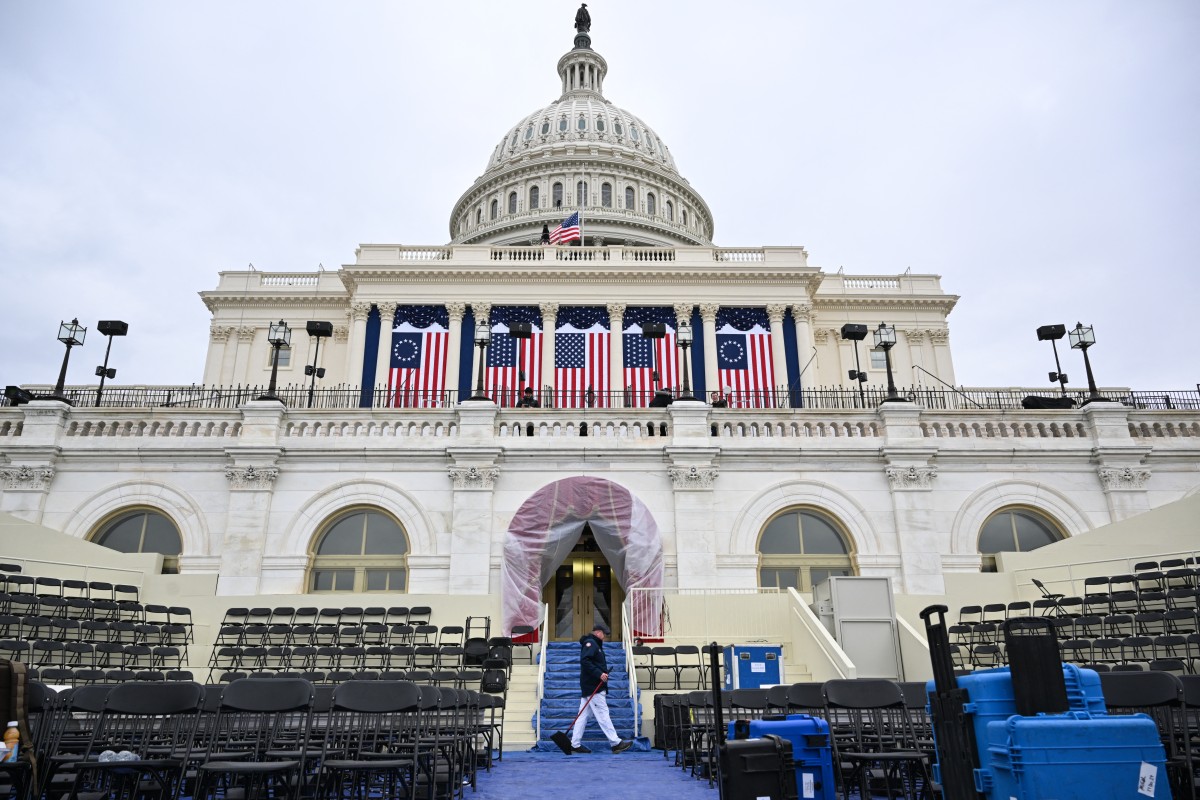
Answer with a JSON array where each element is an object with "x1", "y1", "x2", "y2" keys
[{"x1": 551, "y1": 682, "x2": 603, "y2": 755}]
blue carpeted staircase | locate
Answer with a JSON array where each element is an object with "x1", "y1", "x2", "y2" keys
[{"x1": 533, "y1": 641, "x2": 640, "y2": 751}]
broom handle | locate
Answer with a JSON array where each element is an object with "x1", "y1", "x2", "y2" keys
[{"x1": 566, "y1": 682, "x2": 604, "y2": 730}]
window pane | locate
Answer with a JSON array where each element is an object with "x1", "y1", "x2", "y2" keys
[
  {"x1": 979, "y1": 513, "x2": 1016, "y2": 553},
  {"x1": 577, "y1": 117, "x2": 586, "y2": 130},
  {"x1": 98, "y1": 514, "x2": 144, "y2": 553},
  {"x1": 625, "y1": 188, "x2": 634, "y2": 208},
  {"x1": 558, "y1": 118, "x2": 568, "y2": 131},
  {"x1": 367, "y1": 569, "x2": 405, "y2": 591},
  {"x1": 333, "y1": 570, "x2": 355, "y2": 591},
  {"x1": 870, "y1": 350, "x2": 887, "y2": 369},
  {"x1": 760, "y1": 568, "x2": 798, "y2": 591},
  {"x1": 800, "y1": 513, "x2": 847, "y2": 554},
  {"x1": 274, "y1": 347, "x2": 291, "y2": 367},
  {"x1": 524, "y1": 125, "x2": 533, "y2": 140},
  {"x1": 530, "y1": 186, "x2": 539, "y2": 209},
  {"x1": 142, "y1": 513, "x2": 182, "y2": 555},
  {"x1": 596, "y1": 118, "x2": 605, "y2": 132},
  {"x1": 365, "y1": 514, "x2": 407, "y2": 555},
  {"x1": 614, "y1": 121, "x2": 623, "y2": 136},
  {"x1": 541, "y1": 121, "x2": 550, "y2": 135},
  {"x1": 601, "y1": 183, "x2": 612, "y2": 207},
  {"x1": 312, "y1": 570, "x2": 336, "y2": 591},
  {"x1": 1014, "y1": 511, "x2": 1058, "y2": 551},
  {"x1": 759, "y1": 513, "x2": 800, "y2": 554},
  {"x1": 318, "y1": 514, "x2": 364, "y2": 555}
]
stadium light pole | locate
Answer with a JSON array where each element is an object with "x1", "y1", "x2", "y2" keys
[
  {"x1": 258, "y1": 320, "x2": 291, "y2": 402},
  {"x1": 468, "y1": 326, "x2": 492, "y2": 401},
  {"x1": 840, "y1": 323, "x2": 868, "y2": 408},
  {"x1": 873, "y1": 322, "x2": 903, "y2": 403},
  {"x1": 304, "y1": 321, "x2": 333, "y2": 408},
  {"x1": 94, "y1": 320, "x2": 128, "y2": 407},
  {"x1": 43, "y1": 318, "x2": 87, "y2": 405},
  {"x1": 1036, "y1": 324, "x2": 1069, "y2": 397},
  {"x1": 1069, "y1": 322, "x2": 1110, "y2": 405}
]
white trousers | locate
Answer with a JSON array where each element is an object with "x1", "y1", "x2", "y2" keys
[{"x1": 570, "y1": 693, "x2": 620, "y2": 747}]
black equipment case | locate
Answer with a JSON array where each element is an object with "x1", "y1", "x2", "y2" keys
[{"x1": 720, "y1": 734, "x2": 799, "y2": 800}]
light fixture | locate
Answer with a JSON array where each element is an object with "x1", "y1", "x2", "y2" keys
[
  {"x1": 93, "y1": 320, "x2": 129, "y2": 407},
  {"x1": 676, "y1": 323, "x2": 695, "y2": 401},
  {"x1": 1036, "y1": 324, "x2": 1068, "y2": 397},
  {"x1": 1068, "y1": 322, "x2": 1109, "y2": 404},
  {"x1": 872, "y1": 322, "x2": 903, "y2": 403},
  {"x1": 468, "y1": 325, "x2": 493, "y2": 401},
  {"x1": 257, "y1": 320, "x2": 292, "y2": 402},
  {"x1": 42, "y1": 318, "x2": 87, "y2": 404},
  {"x1": 840, "y1": 323, "x2": 868, "y2": 408},
  {"x1": 304, "y1": 321, "x2": 333, "y2": 408}
]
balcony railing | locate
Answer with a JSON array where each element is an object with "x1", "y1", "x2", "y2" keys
[{"x1": 6, "y1": 384, "x2": 1199, "y2": 412}]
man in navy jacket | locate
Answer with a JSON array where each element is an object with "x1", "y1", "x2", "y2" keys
[{"x1": 569, "y1": 622, "x2": 633, "y2": 754}]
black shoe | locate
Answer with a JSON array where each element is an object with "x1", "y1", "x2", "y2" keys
[
  {"x1": 571, "y1": 745, "x2": 591, "y2": 754},
  {"x1": 611, "y1": 739, "x2": 632, "y2": 754}
]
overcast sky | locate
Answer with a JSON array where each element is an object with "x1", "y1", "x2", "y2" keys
[{"x1": 2, "y1": 1, "x2": 1197, "y2": 394}]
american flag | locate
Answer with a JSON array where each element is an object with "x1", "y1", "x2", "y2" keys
[
  {"x1": 485, "y1": 306, "x2": 543, "y2": 405},
  {"x1": 548, "y1": 211, "x2": 581, "y2": 245},
  {"x1": 555, "y1": 306, "x2": 609, "y2": 408},
  {"x1": 716, "y1": 307, "x2": 776, "y2": 408},
  {"x1": 622, "y1": 312, "x2": 679, "y2": 407},
  {"x1": 388, "y1": 305, "x2": 449, "y2": 407}
]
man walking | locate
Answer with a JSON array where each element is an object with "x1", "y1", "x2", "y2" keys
[{"x1": 570, "y1": 622, "x2": 633, "y2": 754}]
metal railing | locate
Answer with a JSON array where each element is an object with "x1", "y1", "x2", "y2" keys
[
  {"x1": 534, "y1": 602, "x2": 549, "y2": 743},
  {"x1": 6, "y1": 383, "x2": 1199, "y2": 412}
]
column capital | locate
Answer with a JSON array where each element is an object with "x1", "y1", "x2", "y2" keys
[
  {"x1": 333, "y1": 325, "x2": 349, "y2": 342},
  {"x1": 445, "y1": 302, "x2": 467, "y2": 322},
  {"x1": 673, "y1": 303, "x2": 694, "y2": 323},
  {"x1": 766, "y1": 304, "x2": 787, "y2": 324},
  {"x1": 539, "y1": 302, "x2": 559, "y2": 318},
  {"x1": 447, "y1": 465, "x2": 500, "y2": 491},
  {"x1": 606, "y1": 302, "x2": 626, "y2": 319},
  {"x1": 791, "y1": 301, "x2": 814, "y2": 321},
  {"x1": 236, "y1": 325, "x2": 257, "y2": 342},
  {"x1": 210, "y1": 325, "x2": 235, "y2": 342},
  {"x1": 928, "y1": 328, "x2": 950, "y2": 344},
  {"x1": 699, "y1": 303, "x2": 720, "y2": 322},
  {"x1": 1, "y1": 465, "x2": 55, "y2": 491},
  {"x1": 349, "y1": 301, "x2": 373, "y2": 321},
  {"x1": 472, "y1": 302, "x2": 492, "y2": 325},
  {"x1": 376, "y1": 301, "x2": 399, "y2": 314}
]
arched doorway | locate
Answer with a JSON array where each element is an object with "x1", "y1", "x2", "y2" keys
[
  {"x1": 502, "y1": 477, "x2": 663, "y2": 638},
  {"x1": 545, "y1": 525, "x2": 623, "y2": 641}
]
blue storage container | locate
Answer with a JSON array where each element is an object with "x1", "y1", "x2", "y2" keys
[
  {"x1": 723, "y1": 644, "x2": 783, "y2": 689},
  {"x1": 976, "y1": 711, "x2": 1168, "y2": 799},
  {"x1": 925, "y1": 662, "x2": 1106, "y2": 782},
  {"x1": 728, "y1": 715, "x2": 836, "y2": 800}
]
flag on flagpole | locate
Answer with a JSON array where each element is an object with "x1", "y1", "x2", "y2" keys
[
  {"x1": 716, "y1": 307, "x2": 776, "y2": 408},
  {"x1": 388, "y1": 305, "x2": 450, "y2": 407},
  {"x1": 548, "y1": 211, "x2": 581, "y2": 245}
]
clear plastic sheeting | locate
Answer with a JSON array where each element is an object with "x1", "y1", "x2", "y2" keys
[{"x1": 502, "y1": 476, "x2": 664, "y2": 637}]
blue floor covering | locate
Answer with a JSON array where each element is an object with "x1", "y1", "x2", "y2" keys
[{"x1": 470, "y1": 750, "x2": 716, "y2": 799}]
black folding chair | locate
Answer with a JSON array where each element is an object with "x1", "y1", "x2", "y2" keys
[
  {"x1": 314, "y1": 680, "x2": 421, "y2": 800},
  {"x1": 1099, "y1": 671, "x2": 1196, "y2": 800}
]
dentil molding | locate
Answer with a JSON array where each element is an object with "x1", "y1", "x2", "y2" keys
[
  {"x1": 668, "y1": 465, "x2": 719, "y2": 490},
  {"x1": 225, "y1": 465, "x2": 279, "y2": 490},
  {"x1": 885, "y1": 465, "x2": 937, "y2": 490},
  {"x1": 1097, "y1": 466, "x2": 1151, "y2": 491},
  {"x1": 1, "y1": 466, "x2": 55, "y2": 491},
  {"x1": 448, "y1": 465, "x2": 500, "y2": 490}
]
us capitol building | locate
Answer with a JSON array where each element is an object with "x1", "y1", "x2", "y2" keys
[{"x1": 2, "y1": 12, "x2": 1198, "y2": 640}]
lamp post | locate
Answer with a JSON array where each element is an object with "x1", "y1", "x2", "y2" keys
[
  {"x1": 258, "y1": 320, "x2": 291, "y2": 402},
  {"x1": 1035, "y1": 324, "x2": 1069, "y2": 397},
  {"x1": 641, "y1": 322, "x2": 667, "y2": 391},
  {"x1": 840, "y1": 323, "x2": 868, "y2": 408},
  {"x1": 873, "y1": 322, "x2": 903, "y2": 403},
  {"x1": 94, "y1": 320, "x2": 128, "y2": 407},
  {"x1": 1068, "y1": 322, "x2": 1109, "y2": 404},
  {"x1": 468, "y1": 325, "x2": 492, "y2": 401},
  {"x1": 304, "y1": 321, "x2": 333, "y2": 408},
  {"x1": 44, "y1": 318, "x2": 87, "y2": 404},
  {"x1": 677, "y1": 323, "x2": 695, "y2": 400},
  {"x1": 509, "y1": 322, "x2": 532, "y2": 400}
]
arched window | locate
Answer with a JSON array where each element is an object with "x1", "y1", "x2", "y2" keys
[
  {"x1": 596, "y1": 117, "x2": 606, "y2": 132},
  {"x1": 508, "y1": 191, "x2": 517, "y2": 214},
  {"x1": 624, "y1": 187, "x2": 634, "y2": 209},
  {"x1": 614, "y1": 121, "x2": 624, "y2": 136},
  {"x1": 524, "y1": 124, "x2": 533, "y2": 141},
  {"x1": 665, "y1": 200, "x2": 674, "y2": 222},
  {"x1": 509, "y1": 130, "x2": 518, "y2": 148},
  {"x1": 558, "y1": 117, "x2": 568, "y2": 132},
  {"x1": 577, "y1": 116, "x2": 587, "y2": 131},
  {"x1": 978, "y1": 507, "x2": 1063, "y2": 572},
  {"x1": 757, "y1": 508, "x2": 855, "y2": 591},
  {"x1": 490, "y1": 199, "x2": 498, "y2": 220},
  {"x1": 529, "y1": 186, "x2": 540, "y2": 210},
  {"x1": 309, "y1": 508, "x2": 409, "y2": 592},
  {"x1": 476, "y1": 208, "x2": 482, "y2": 225},
  {"x1": 553, "y1": 182, "x2": 564, "y2": 208},
  {"x1": 601, "y1": 183, "x2": 612, "y2": 207},
  {"x1": 93, "y1": 508, "x2": 183, "y2": 574},
  {"x1": 576, "y1": 181, "x2": 588, "y2": 206},
  {"x1": 630, "y1": 125, "x2": 640, "y2": 142},
  {"x1": 646, "y1": 193, "x2": 656, "y2": 216},
  {"x1": 682, "y1": 209, "x2": 688, "y2": 226},
  {"x1": 541, "y1": 119, "x2": 550, "y2": 135}
]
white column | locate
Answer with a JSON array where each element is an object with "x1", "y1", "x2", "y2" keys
[
  {"x1": 700, "y1": 303, "x2": 720, "y2": 393},
  {"x1": 445, "y1": 302, "x2": 466, "y2": 400},
  {"x1": 792, "y1": 302, "x2": 815, "y2": 384},
  {"x1": 374, "y1": 302, "x2": 398, "y2": 395},
  {"x1": 766, "y1": 304, "x2": 789, "y2": 397},
  {"x1": 540, "y1": 302, "x2": 558, "y2": 396},
  {"x1": 232, "y1": 327, "x2": 257, "y2": 386},
  {"x1": 929, "y1": 329, "x2": 955, "y2": 384},
  {"x1": 607, "y1": 303, "x2": 625, "y2": 401},
  {"x1": 347, "y1": 302, "x2": 372, "y2": 387}
]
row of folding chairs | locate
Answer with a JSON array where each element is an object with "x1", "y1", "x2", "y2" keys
[
  {"x1": 220, "y1": 604, "x2": 434, "y2": 628},
  {"x1": 0, "y1": 639, "x2": 186, "y2": 670},
  {"x1": 0, "y1": 571, "x2": 139, "y2": 601},
  {"x1": 207, "y1": 643, "x2": 502, "y2": 676},
  {"x1": 631, "y1": 645, "x2": 712, "y2": 690},
  {"x1": 952, "y1": 609, "x2": 1200, "y2": 647},
  {"x1": 213, "y1": 622, "x2": 462, "y2": 648},
  {"x1": 28, "y1": 667, "x2": 196, "y2": 686},
  {"x1": 659, "y1": 680, "x2": 934, "y2": 799},
  {"x1": 0, "y1": 615, "x2": 192, "y2": 648},
  {"x1": 966, "y1": 587, "x2": 1200, "y2": 624},
  {"x1": 211, "y1": 668, "x2": 494, "y2": 689},
  {"x1": 948, "y1": 633, "x2": 1200, "y2": 673},
  {"x1": 0, "y1": 593, "x2": 192, "y2": 630},
  {"x1": 16, "y1": 678, "x2": 502, "y2": 800}
]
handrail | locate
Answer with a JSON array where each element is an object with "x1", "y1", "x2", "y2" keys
[
  {"x1": 912, "y1": 365, "x2": 984, "y2": 408},
  {"x1": 786, "y1": 588, "x2": 856, "y2": 679},
  {"x1": 534, "y1": 602, "x2": 549, "y2": 742},
  {"x1": 622, "y1": 595, "x2": 639, "y2": 738}
]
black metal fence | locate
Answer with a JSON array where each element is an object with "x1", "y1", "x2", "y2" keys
[{"x1": 4, "y1": 383, "x2": 1199, "y2": 412}]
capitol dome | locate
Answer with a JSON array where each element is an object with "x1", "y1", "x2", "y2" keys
[{"x1": 449, "y1": 26, "x2": 714, "y2": 247}]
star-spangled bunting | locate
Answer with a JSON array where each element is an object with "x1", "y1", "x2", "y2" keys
[
  {"x1": 555, "y1": 306, "x2": 609, "y2": 407},
  {"x1": 388, "y1": 305, "x2": 450, "y2": 407},
  {"x1": 485, "y1": 306, "x2": 543, "y2": 406},
  {"x1": 715, "y1": 307, "x2": 776, "y2": 408},
  {"x1": 622, "y1": 306, "x2": 680, "y2": 407}
]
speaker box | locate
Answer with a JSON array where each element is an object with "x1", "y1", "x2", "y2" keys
[
  {"x1": 642, "y1": 322, "x2": 667, "y2": 338},
  {"x1": 839, "y1": 323, "x2": 867, "y2": 341},
  {"x1": 508, "y1": 322, "x2": 533, "y2": 338},
  {"x1": 306, "y1": 321, "x2": 334, "y2": 337}
]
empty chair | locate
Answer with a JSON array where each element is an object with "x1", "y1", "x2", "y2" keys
[
  {"x1": 1136, "y1": 612, "x2": 1168, "y2": 637},
  {"x1": 1104, "y1": 613, "x2": 1136, "y2": 638},
  {"x1": 631, "y1": 645, "x2": 653, "y2": 689},
  {"x1": 1110, "y1": 590, "x2": 1141, "y2": 615},
  {"x1": 314, "y1": 680, "x2": 422, "y2": 800},
  {"x1": 1005, "y1": 600, "x2": 1032, "y2": 619},
  {"x1": 1081, "y1": 593, "x2": 1112, "y2": 617},
  {"x1": 729, "y1": 687, "x2": 769, "y2": 720},
  {"x1": 957, "y1": 605, "x2": 983, "y2": 625},
  {"x1": 509, "y1": 625, "x2": 535, "y2": 663},
  {"x1": 438, "y1": 625, "x2": 464, "y2": 647},
  {"x1": 1031, "y1": 578, "x2": 1065, "y2": 614},
  {"x1": 647, "y1": 646, "x2": 678, "y2": 689},
  {"x1": 1140, "y1": 591, "x2": 1169, "y2": 614},
  {"x1": 674, "y1": 645, "x2": 704, "y2": 689},
  {"x1": 1164, "y1": 609, "x2": 1198, "y2": 635},
  {"x1": 1099, "y1": 671, "x2": 1194, "y2": 800},
  {"x1": 981, "y1": 603, "x2": 1007, "y2": 623},
  {"x1": 1072, "y1": 615, "x2": 1104, "y2": 639},
  {"x1": 1059, "y1": 639, "x2": 1093, "y2": 664},
  {"x1": 408, "y1": 606, "x2": 432, "y2": 626}
]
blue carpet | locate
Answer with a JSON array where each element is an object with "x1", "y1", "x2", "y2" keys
[{"x1": 471, "y1": 750, "x2": 716, "y2": 798}]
